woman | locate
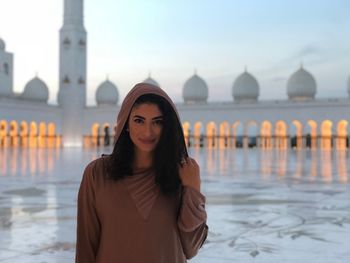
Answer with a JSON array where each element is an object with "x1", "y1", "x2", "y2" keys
[{"x1": 76, "y1": 83, "x2": 208, "y2": 263}]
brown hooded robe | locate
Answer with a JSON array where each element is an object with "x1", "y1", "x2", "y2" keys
[{"x1": 76, "y1": 83, "x2": 208, "y2": 263}]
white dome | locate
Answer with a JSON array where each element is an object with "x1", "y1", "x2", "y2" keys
[
  {"x1": 142, "y1": 76, "x2": 160, "y2": 87},
  {"x1": 232, "y1": 71, "x2": 259, "y2": 101},
  {"x1": 0, "y1": 38, "x2": 5, "y2": 51},
  {"x1": 21, "y1": 77, "x2": 49, "y2": 102},
  {"x1": 287, "y1": 67, "x2": 316, "y2": 100},
  {"x1": 183, "y1": 73, "x2": 208, "y2": 103},
  {"x1": 96, "y1": 80, "x2": 119, "y2": 105}
]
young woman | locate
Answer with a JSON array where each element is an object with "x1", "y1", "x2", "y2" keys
[{"x1": 76, "y1": 83, "x2": 208, "y2": 263}]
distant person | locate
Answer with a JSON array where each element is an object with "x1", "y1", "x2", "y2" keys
[
  {"x1": 96, "y1": 129, "x2": 100, "y2": 147},
  {"x1": 306, "y1": 133, "x2": 311, "y2": 148},
  {"x1": 76, "y1": 83, "x2": 208, "y2": 262},
  {"x1": 199, "y1": 134, "x2": 204, "y2": 147},
  {"x1": 103, "y1": 126, "x2": 110, "y2": 146}
]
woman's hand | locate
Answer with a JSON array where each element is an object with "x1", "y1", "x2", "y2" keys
[{"x1": 179, "y1": 157, "x2": 201, "y2": 192}]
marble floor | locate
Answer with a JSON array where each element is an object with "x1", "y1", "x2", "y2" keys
[{"x1": 0, "y1": 147, "x2": 349, "y2": 262}]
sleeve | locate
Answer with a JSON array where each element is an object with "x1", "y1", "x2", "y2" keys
[
  {"x1": 75, "y1": 161, "x2": 101, "y2": 263},
  {"x1": 177, "y1": 186, "x2": 208, "y2": 259}
]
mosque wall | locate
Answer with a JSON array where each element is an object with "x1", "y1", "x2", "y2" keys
[
  {"x1": 178, "y1": 99, "x2": 350, "y2": 130},
  {"x1": 1, "y1": 95, "x2": 350, "y2": 149},
  {"x1": 176, "y1": 99, "x2": 350, "y2": 150},
  {"x1": 0, "y1": 100, "x2": 61, "y2": 126},
  {"x1": 83, "y1": 106, "x2": 119, "y2": 132},
  {"x1": 0, "y1": 100, "x2": 62, "y2": 147}
]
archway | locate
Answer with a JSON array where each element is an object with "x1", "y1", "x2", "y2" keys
[
  {"x1": 103, "y1": 123, "x2": 111, "y2": 146},
  {"x1": 47, "y1": 122, "x2": 57, "y2": 147},
  {"x1": 246, "y1": 121, "x2": 258, "y2": 148},
  {"x1": 9, "y1": 121, "x2": 19, "y2": 147},
  {"x1": 182, "y1": 122, "x2": 191, "y2": 147},
  {"x1": 306, "y1": 120, "x2": 318, "y2": 149},
  {"x1": 336, "y1": 120, "x2": 348, "y2": 150},
  {"x1": 0, "y1": 120, "x2": 8, "y2": 147},
  {"x1": 232, "y1": 121, "x2": 244, "y2": 148},
  {"x1": 291, "y1": 120, "x2": 303, "y2": 149},
  {"x1": 219, "y1": 121, "x2": 230, "y2": 148},
  {"x1": 206, "y1": 122, "x2": 217, "y2": 148},
  {"x1": 260, "y1": 121, "x2": 272, "y2": 148},
  {"x1": 38, "y1": 122, "x2": 47, "y2": 147},
  {"x1": 321, "y1": 120, "x2": 332, "y2": 149},
  {"x1": 193, "y1": 122, "x2": 203, "y2": 147},
  {"x1": 29, "y1": 122, "x2": 38, "y2": 148},
  {"x1": 275, "y1": 120, "x2": 288, "y2": 149},
  {"x1": 91, "y1": 123, "x2": 100, "y2": 147},
  {"x1": 20, "y1": 121, "x2": 29, "y2": 147}
]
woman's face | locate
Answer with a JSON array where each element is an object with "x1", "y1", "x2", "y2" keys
[{"x1": 128, "y1": 103, "x2": 164, "y2": 155}]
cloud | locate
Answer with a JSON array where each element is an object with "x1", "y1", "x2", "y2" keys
[
  {"x1": 259, "y1": 44, "x2": 324, "y2": 76},
  {"x1": 275, "y1": 44, "x2": 350, "y2": 71},
  {"x1": 279, "y1": 44, "x2": 323, "y2": 68},
  {"x1": 294, "y1": 44, "x2": 321, "y2": 58}
]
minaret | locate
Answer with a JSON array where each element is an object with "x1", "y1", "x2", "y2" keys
[
  {"x1": 58, "y1": 0, "x2": 87, "y2": 147},
  {"x1": 0, "y1": 38, "x2": 14, "y2": 97}
]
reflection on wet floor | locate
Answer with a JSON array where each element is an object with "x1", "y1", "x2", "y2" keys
[
  {"x1": 190, "y1": 148, "x2": 348, "y2": 184},
  {"x1": 0, "y1": 148, "x2": 59, "y2": 177},
  {"x1": 0, "y1": 148, "x2": 349, "y2": 263},
  {"x1": 0, "y1": 148, "x2": 349, "y2": 184}
]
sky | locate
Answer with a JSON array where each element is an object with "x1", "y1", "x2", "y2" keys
[{"x1": 0, "y1": 0, "x2": 350, "y2": 105}]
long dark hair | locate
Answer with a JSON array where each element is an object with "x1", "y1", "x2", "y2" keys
[{"x1": 105, "y1": 93, "x2": 187, "y2": 196}]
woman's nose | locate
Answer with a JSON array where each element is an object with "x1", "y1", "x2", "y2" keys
[{"x1": 144, "y1": 123, "x2": 154, "y2": 136}]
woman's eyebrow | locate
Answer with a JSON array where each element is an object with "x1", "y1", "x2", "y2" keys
[
  {"x1": 133, "y1": 115, "x2": 163, "y2": 120},
  {"x1": 133, "y1": 115, "x2": 145, "y2": 119}
]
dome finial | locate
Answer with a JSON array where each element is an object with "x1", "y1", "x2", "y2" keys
[
  {"x1": 244, "y1": 65, "x2": 247, "y2": 73},
  {"x1": 35, "y1": 71, "x2": 38, "y2": 78},
  {"x1": 300, "y1": 61, "x2": 303, "y2": 69},
  {"x1": 106, "y1": 74, "x2": 109, "y2": 81},
  {"x1": 142, "y1": 73, "x2": 160, "y2": 87},
  {"x1": 194, "y1": 68, "x2": 197, "y2": 75}
]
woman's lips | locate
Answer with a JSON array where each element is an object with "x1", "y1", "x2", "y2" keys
[{"x1": 139, "y1": 138, "x2": 156, "y2": 144}]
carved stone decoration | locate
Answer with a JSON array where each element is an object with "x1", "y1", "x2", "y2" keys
[
  {"x1": 63, "y1": 38, "x2": 71, "y2": 48},
  {"x1": 63, "y1": 75, "x2": 70, "y2": 84},
  {"x1": 79, "y1": 39, "x2": 86, "y2": 48}
]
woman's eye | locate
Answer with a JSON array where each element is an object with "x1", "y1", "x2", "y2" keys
[
  {"x1": 134, "y1": 118, "x2": 143, "y2": 124},
  {"x1": 154, "y1": 120, "x2": 163, "y2": 126}
]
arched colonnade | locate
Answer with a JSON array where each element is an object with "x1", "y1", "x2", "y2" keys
[
  {"x1": 0, "y1": 120, "x2": 60, "y2": 148},
  {"x1": 182, "y1": 119, "x2": 348, "y2": 150}
]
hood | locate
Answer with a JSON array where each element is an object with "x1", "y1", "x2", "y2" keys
[{"x1": 114, "y1": 83, "x2": 186, "y2": 153}]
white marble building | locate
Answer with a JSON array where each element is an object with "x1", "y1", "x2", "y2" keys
[{"x1": 1, "y1": 0, "x2": 350, "y2": 149}]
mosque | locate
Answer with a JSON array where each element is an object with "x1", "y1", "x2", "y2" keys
[{"x1": 1, "y1": 0, "x2": 350, "y2": 150}]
